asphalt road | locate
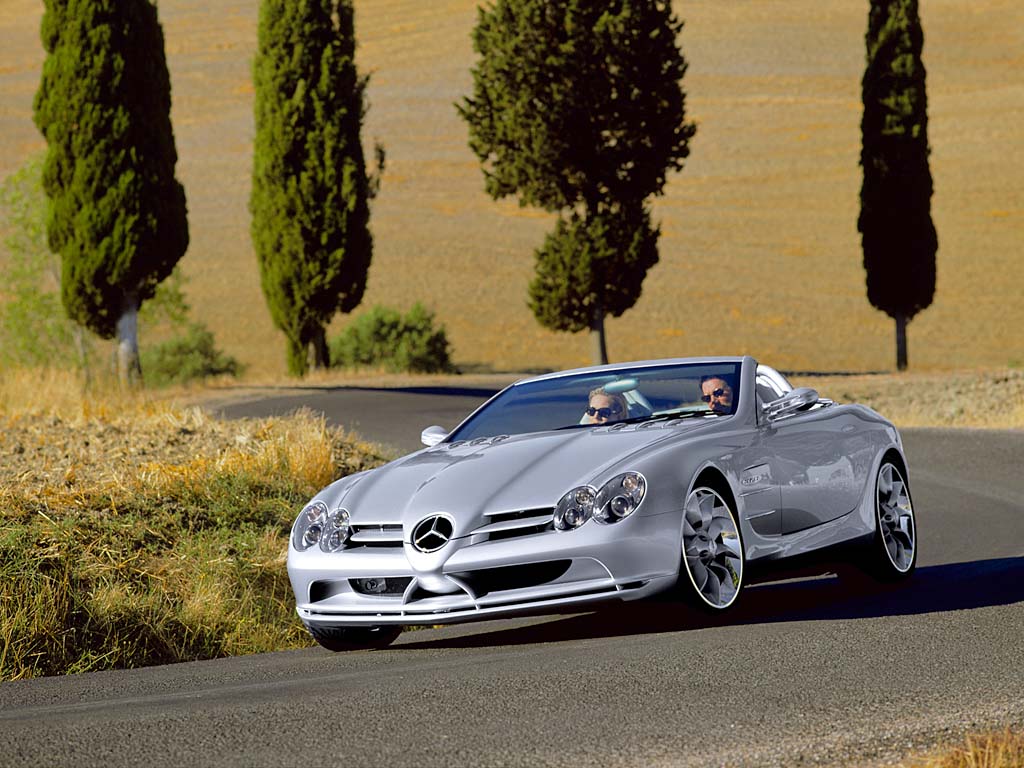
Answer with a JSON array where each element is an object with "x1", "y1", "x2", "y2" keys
[
  {"x1": 215, "y1": 382, "x2": 512, "y2": 456},
  {"x1": 2, "y1": 388, "x2": 1023, "y2": 768}
]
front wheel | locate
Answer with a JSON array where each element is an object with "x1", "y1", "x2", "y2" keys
[
  {"x1": 678, "y1": 485, "x2": 744, "y2": 611},
  {"x1": 860, "y1": 460, "x2": 917, "y2": 581},
  {"x1": 306, "y1": 624, "x2": 401, "y2": 652}
]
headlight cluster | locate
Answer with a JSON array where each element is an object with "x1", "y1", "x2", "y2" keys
[
  {"x1": 292, "y1": 501, "x2": 351, "y2": 553},
  {"x1": 554, "y1": 472, "x2": 646, "y2": 531}
]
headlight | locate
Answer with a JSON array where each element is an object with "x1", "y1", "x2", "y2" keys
[
  {"x1": 594, "y1": 472, "x2": 646, "y2": 524},
  {"x1": 292, "y1": 502, "x2": 354, "y2": 553},
  {"x1": 554, "y1": 472, "x2": 646, "y2": 531},
  {"x1": 319, "y1": 509, "x2": 352, "y2": 553},
  {"x1": 292, "y1": 501, "x2": 328, "y2": 551},
  {"x1": 554, "y1": 486, "x2": 597, "y2": 530}
]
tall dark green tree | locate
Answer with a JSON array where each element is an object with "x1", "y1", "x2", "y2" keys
[
  {"x1": 859, "y1": 0, "x2": 937, "y2": 371},
  {"x1": 459, "y1": 0, "x2": 695, "y2": 364},
  {"x1": 33, "y1": 0, "x2": 189, "y2": 385},
  {"x1": 251, "y1": 0, "x2": 379, "y2": 377}
]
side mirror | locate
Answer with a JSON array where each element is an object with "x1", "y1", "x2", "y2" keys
[
  {"x1": 420, "y1": 425, "x2": 448, "y2": 447},
  {"x1": 764, "y1": 387, "x2": 819, "y2": 423}
]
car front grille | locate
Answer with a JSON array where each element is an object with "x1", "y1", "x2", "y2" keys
[
  {"x1": 341, "y1": 508, "x2": 555, "y2": 552},
  {"x1": 468, "y1": 507, "x2": 555, "y2": 543},
  {"x1": 346, "y1": 523, "x2": 404, "y2": 549}
]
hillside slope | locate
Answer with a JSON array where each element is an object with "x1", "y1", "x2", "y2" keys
[{"x1": 1, "y1": 0, "x2": 1021, "y2": 375}]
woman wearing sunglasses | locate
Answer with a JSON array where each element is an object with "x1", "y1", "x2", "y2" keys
[{"x1": 583, "y1": 387, "x2": 630, "y2": 424}]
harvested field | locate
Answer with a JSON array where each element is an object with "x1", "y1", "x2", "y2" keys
[{"x1": 1, "y1": 0, "x2": 1022, "y2": 376}]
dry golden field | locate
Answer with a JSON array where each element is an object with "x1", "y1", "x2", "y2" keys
[{"x1": 1, "y1": 0, "x2": 1023, "y2": 377}]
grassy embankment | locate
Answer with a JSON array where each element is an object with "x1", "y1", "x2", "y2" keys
[{"x1": 0, "y1": 368, "x2": 390, "y2": 681}]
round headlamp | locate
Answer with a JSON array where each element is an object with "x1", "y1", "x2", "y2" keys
[
  {"x1": 320, "y1": 509, "x2": 352, "y2": 553},
  {"x1": 554, "y1": 485, "x2": 597, "y2": 531},
  {"x1": 594, "y1": 472, "x2": 646, "y2": 524},
  {"x1": 292, "y1": 500, "x2": 328, "y2": 551}
]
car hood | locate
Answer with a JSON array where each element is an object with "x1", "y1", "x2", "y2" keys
[{"x1": 327, "y1": 420, "x2": 713, "y2": 536}]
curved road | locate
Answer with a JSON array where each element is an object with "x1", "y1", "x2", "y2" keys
[{"x1": 1, "y1": 387, "x2": 1023, "y2": 767}]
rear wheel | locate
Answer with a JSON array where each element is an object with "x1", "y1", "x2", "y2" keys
[
  {"x1": 861, "y1": 460, "x2": 917, "y2": 581},
  {"x1": 679, "y1": 484, "x2": 744, "y2": 611},
  {"x1": 306, "y1": 624, "x2": 401, "y2": 652}
]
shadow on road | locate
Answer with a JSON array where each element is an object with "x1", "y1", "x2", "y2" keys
[{"x1": 396, "y1": 556, "x2": 1024, "y2": 650}]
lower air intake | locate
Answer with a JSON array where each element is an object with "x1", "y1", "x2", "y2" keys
[
  {"x1": 349, "y1": 576, "x2": 413, "y2": 596},
  {"x1": 453, "y1": 560, "x2": 572, "y2": 596}
]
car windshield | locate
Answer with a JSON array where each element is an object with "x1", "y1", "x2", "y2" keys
[{"x1": 447, "y1": 362, "x2": 742, "y2": 441}]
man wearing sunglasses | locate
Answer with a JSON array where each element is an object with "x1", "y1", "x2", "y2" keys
[
  {"x1": 583, "y1": 387, "x2": 629, "y2": 424},
  {"x1": 700, "y1": 375, "x2": 735, "y2": 415}
]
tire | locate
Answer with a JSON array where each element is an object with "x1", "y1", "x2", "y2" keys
[
  {"x1": 678, "y1": 483, "x2": 745, "y2": 611},
  {"x1": 861, "y1": 459, "x2": 917, "y2": 581},
  {"x1": 306, "y1": 624, "x2": 401, "y2": 652}
]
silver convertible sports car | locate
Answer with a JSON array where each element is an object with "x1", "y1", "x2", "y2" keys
[{"x1": 288, "y1": 356, "x2": 917, "y2": 650}]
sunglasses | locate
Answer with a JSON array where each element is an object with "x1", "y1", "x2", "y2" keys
[
  {"x1": 586, "y1": 404, "x2": 623, "y2": 419},
  {"x1": 701, "y1": 388, "x2": 728, "y2": 402}
]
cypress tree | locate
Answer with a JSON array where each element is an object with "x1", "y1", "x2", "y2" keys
[
  {"x1": 529, "y1": 205, "x2": 659, "y2": 364},
  {"x1": 859, "y1": 0, "x2": 937, "y2": 371},
  {"x1": 33, "y1": 0, "x2": 189, "y2": 385},
  {"x1": 459, "y1": 0, "x2": 695, "y2": 363},
  {"x1": 251, "y1": 0, "x2": 377, "y2": 377}
]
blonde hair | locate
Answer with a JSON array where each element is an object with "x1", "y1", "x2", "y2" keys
[{"x1": 588, "y1": 387, "x2": 628, "y2": 415}]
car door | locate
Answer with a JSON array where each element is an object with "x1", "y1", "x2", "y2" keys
[{"x1": 765, "y1": 407, "x2": 864, "y2": 535}]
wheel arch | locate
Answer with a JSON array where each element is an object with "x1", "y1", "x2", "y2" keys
[
  {"x1": 690, "y1": 464, "x2": 739, "y2": 514},
  {"x1": 880, "y1": 446, "x2": 909, "y2": 484}
]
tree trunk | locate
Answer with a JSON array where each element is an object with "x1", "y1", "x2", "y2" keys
[
  {"x1": 287, "y1": 337, "x2": 309, "y2": 377},
  {"x1": 311, "y1": 326, "x2": 330, "y2": 369},
  {"x1": 74, "y1": 326, "x2": 92, "y2": 391},
  {"x1": 589, "y1": 302, "x2": 608, "y2": 365},
  {"x1": 116, "y1": 293, "x2": 142, "y2": 387},
  {"x1": 895, "y1": 313, "x2": 908, "y2": 371}
]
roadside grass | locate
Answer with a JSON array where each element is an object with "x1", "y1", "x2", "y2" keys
[
  {"x1": 791, "y1": 370, "x2": 1024, "y2": 429},
  {"x1": 0, "y1": 368, "x2": 390, "y2": 680},
  {"x1": 906, "y1": 729, "x2": 1024, "y2": 768}
]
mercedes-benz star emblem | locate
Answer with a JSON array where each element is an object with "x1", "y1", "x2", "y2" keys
[{"x1": 411, "y1": 514, "x2": 454, "y2": 553}]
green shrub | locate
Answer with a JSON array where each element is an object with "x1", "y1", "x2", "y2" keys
[
  {"x1": 141, "y1": 323, "x2": 243, "y2": 387},
  {"x1": 330, "y1": 303, "x2": 455, "y2": 373}
]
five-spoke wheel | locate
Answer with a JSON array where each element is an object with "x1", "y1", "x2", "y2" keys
[
  {"x1": 680, "y1": 485, "x2": 744, "y2": 610},
  {"x1": 871, "y1": 461, "x2": 917, "y2": 579}
]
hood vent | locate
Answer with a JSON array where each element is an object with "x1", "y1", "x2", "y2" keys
[{"x1": 446, "y1": 435, "x2": 510, "y2": 450}]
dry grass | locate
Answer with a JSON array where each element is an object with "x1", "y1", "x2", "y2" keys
[
  {"x1": 2, "y1": 0, "x2": 1023, "y2": 377},
  {"x1": 0, "y1": 367, "x2": 390, "y2": 680},
  {"x1": 791, "y1": 370, "x2": 1024, "y2": 429},
  {"x1": 905, "y1": 729, "x2": 1024, "y2": 768}
]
